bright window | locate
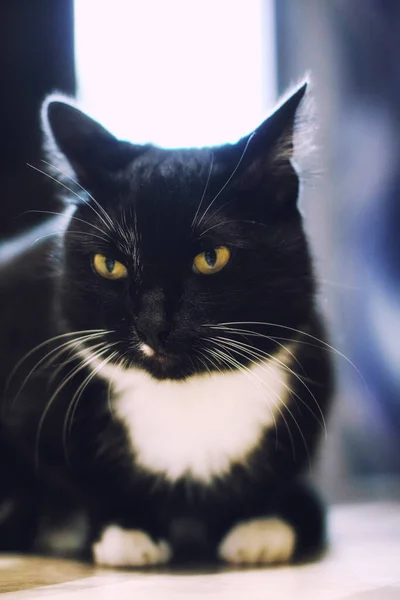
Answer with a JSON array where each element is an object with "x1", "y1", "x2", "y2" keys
[{"x1": 74, "y1": 0, "x2": 276, "y2": 147}]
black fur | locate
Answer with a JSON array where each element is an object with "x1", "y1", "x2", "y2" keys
[{"x1": 0, "y1": 84, "x2": 333, "y2": 563}]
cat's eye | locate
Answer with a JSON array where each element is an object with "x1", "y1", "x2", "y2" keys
[
  {"x1": 192, "y1": 246, "x2": 231, "y2": 275},
  {"x1": 93, "y1": 254, "x2": 128, "y2": 280}
]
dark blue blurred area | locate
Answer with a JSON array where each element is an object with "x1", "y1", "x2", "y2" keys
[{"x1": 277, "y1": 0, "x2": 400, "y2": 498}]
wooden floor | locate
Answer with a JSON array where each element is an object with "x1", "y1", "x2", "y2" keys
[{"x1": 1, "y1": 503, "x2": 400, "y2": 599}]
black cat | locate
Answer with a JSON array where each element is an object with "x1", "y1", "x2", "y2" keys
[{"x1": 0, "y1": 83, "x2": 333, "y2": 566}]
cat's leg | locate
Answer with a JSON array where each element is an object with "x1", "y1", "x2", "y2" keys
[
  {"x1": 92, "y1": 525, "x2": 172, "y2": 567},
  {"x1": 218, "y1": 480, "x2": 326, "y2": 566}
]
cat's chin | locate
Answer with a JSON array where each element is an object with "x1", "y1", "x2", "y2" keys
[{"x1": 138, "y1": 352, "x2": 198, "y2": 381}]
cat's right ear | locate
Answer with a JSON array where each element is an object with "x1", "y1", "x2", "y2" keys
[{"x1": 41, "y1": 95, "x2": 140, "y2": 187}]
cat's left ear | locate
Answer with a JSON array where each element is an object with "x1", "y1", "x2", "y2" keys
[
  {"x1": 229, "y1": 82, "x2": 311, "y2": 198},
  {"x1": 41, "y1": 95, "x2": 142, "y2": 186}
]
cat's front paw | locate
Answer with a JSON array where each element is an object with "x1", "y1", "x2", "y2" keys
[
  {"x1": 218, "y1": 517, "x2": 296, "y2": 565},
  {"x1": 93, "y1": 525, "x2": 172, "y2": 567}
]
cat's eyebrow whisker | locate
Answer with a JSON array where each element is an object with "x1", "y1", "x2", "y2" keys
[
  {"x1": 191, "y1": 151, "x2": 214, "y2": 230},
  {"x1": 211, "y1": 335, "x2": 326, "y2": 439},
  {"x1": 31, "y1": 229, "x2": 111, "y2": 247},
  {"x1": 24, "y1": 209, "x2": 112, "y2": 241},
  {"x1": 31, "y1": 231, "x2": 63, "y2": 245},
  {"x1": 196, "y1": 133, "x2": 255, "y2": 229},
  {"x1": 197, "y1": 220, "x2": 238, "y2": 239},
  {"x1": 27, "y1": 163, "x2": 86, "y2": 204},
  {"x1": 28, "y1": 164, "x2": 109, "y2": 231},
  {"x1": 41, "y1": 159, "x2": 115, "y2": 232},
  {"x1": 27, "y1": 163, "x2": 113, "y2": 236},
  {"x1": 66, "y1": 231, "x2": 112, "y2": 245},
  {"x1": 198, "y1": 198, "x2": 237, "y2": 232},
  {"x1": 118, "y1": 208, "x2": 134, "y2": 256},
  {"x1": 198, "y1": 219, "x2": 267, "y2": 239}
]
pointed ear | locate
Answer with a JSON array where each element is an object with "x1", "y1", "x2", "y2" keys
[
  {"x1": 41, "y1": 95, "x2": 141, "y2": 185},
  {"x1": 245, "y1": 82, "x2": 308, "y2": 171},
  {"x1": 214, "y1": 82, "x2": 312, "y2": 211},
  {"x1": 227, "y1": 82, "x2": 311, "y2": 192},
  {"x1": 256, "y1": 82, "x2": 308, "y2": 166}
]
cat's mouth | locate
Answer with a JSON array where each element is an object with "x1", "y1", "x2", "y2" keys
[
  {"x1": 137, "y1": 342, "x2": 193, "y2": 380},
  {"x1": 139, "y1": 343, "x2": 175, "y2": 362}
]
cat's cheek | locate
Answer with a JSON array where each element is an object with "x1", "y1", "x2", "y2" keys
[
  {"x1": 92, "y1": 525, "x2": 172, "y2": 567},
  {"x1": 218, "y1": 518, "x2": 296, "y2": 565}
]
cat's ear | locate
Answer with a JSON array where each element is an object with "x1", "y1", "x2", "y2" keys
[
  {"x1": 225, "y1": 82, "x2": 312, "y2": 202},
  {"x1": 251, "y1": 82, "x2": 309, "y2": 169},
  {"x1": 41, "y1": 95, "x2": 141, "y2": 185}
]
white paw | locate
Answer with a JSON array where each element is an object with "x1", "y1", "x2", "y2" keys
[
  {"x1": 92, "y1": 525, "x2": 172, "y2": 567},
  {"x1": 218, "y1": 517, "x2": 296, "y2": 565}
]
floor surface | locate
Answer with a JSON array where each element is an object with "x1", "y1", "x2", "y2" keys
[{"x1": 1, "y1": 502, "x2": 399, "y2": 599}]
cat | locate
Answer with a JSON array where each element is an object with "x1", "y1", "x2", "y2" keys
[{"x1": 0, "y1": 83, "x2": 333, "y2": 566}]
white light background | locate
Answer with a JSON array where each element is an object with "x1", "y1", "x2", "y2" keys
[{"x1": 74, "y1": 0, "x2": 276, "y2": 148}]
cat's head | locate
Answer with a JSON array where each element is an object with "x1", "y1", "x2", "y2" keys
[{"x1": 42, "y1": 84, "x2": 315, "y2": 380}]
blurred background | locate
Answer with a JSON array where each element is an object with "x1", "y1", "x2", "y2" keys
[{"x1": 0, "y1": 0, "x2": 399, "y2": 503}]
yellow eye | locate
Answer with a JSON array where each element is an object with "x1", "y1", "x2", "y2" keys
[
  {"x1": 193, "y1": 246, "x2": 231, "y2": 275},
  {"x1": 93, "y1": 254, "x2": 128, "y2": 280}
]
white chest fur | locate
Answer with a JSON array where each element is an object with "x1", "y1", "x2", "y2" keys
[{"x1": 100, "y1": 357, "x2": 289, "y2": 483}]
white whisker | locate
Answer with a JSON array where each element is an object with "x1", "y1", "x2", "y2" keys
[
  {"x1": 35, "y1": 342, "x2": 115, "y2": 469},
  {"x1": 5, "y1": 330, "x2": 107, "y2": 401},
  {"x1": 206, "y1": 321, "x2": 365, "y2": 387},
  {"x1": 41, "y1": 159, "x2": 116, "y2": 232},
  {"x1": 196, "y1": 133, "x2": 255, "y2": 228},
  {"x1": 197, "y1": 220, "x2": 239, "y2": 239},
  {"x1": 203, "y1": 343, "x2": 284, "y2": 454},
  {"x1": 191, "y1": 152, "x2": 214, "y2": 229},
  {"x1": 25, "y1": 209, "x2": 112, "y2": 241},
  {"x1": 211, "y1": 336, "x2": 323, "y2": 457},
  {"x1": 208, "y1": 340, "x2": 308, "y2": 463},
  {"x1": 29, "y1": 162, "x2": 114, "y2": 236},
  {"x1": 63, "y1": 348, "x2": 119, "y2": 464},
  {"x1": 211, "y1": 335, "x2": 327, "y2": 438}
]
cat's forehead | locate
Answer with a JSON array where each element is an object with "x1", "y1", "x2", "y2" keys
[
  {"x1": 125, "y1": 148, "x2": 218, "y2": 206},
  {"x1": 78, "y1": 146, "x2": 246, "y2": 259},
  {"x1": 100, "y1": 151, "x2": 239, "y2": 264},
  {"x1": 115, "y1": 148, "x2": 225, "y2": 236}
]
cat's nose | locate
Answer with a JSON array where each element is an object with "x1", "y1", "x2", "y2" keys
[
  {"x1": 136, "y1": 324, "x2": 171, "y2": 354},
  {"x1": 135, "y1": 288, "x2": 171, "y2": 353}
]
